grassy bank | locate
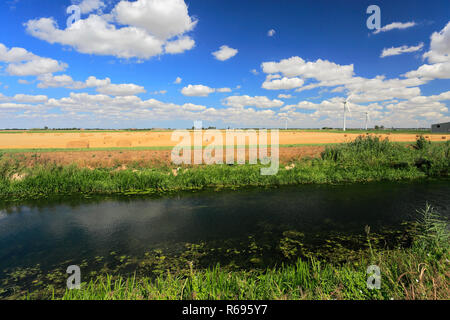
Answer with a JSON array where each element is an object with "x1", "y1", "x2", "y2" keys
[
  {"x1": 57, "y1": 205, "x2": 448, "y2": 300},
  {"x1": 0, "y1": 136, "x2": 448, "y2": 201}
]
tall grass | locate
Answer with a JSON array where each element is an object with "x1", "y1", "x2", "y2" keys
[
  {"x1": 58, "y1": 206, "x2": 449, "y2": 300},
  {"x1": 0, "y1": 136, "x2": 448, "y2": 200}
]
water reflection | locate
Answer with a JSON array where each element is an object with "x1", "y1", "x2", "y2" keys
[{"x1": 0, "y1": 179, "x2": 449, "y2": 275}]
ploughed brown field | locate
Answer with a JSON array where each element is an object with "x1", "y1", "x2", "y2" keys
[
  {"x1": 4, "y1": 146, "x2": 324, "y2": 168},
  {"x1": 0, "y1": 130, "x2": 448, "y2": 168}
]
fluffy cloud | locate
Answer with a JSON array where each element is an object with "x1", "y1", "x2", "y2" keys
[
  {"x1": 181, "y1": 85, "x2": 231, "y2": 96},
  {"x1": 373, "y1": 21, "x2": 416, "y2": 34},
  {"x1": 223, "y1": 95, "x2": 284, "y2": 109},
  {"x1": 37, "y1": 74, "x2": 87, "y2": 89},
  {"x1": 380, "y1": 43, "x2": 423, "y2": 58},
  {"x1": 403, "y1": 22, "x2": 450, "y2": 80},
  {"x1": 6, "y1": 58, "x2": 67, "y2": 76},
  {"x1": 267, "y1": 29, "x2": 276, "y2": 37},
  {"x1": 0, "y1": 43, "x2": 36, "y2": 63},
  {"x1": 25, "y1": 0, "x2": 197, "y2": 60},
  {"x1": 266, "y1": 74, "x2": 281, "y2": 81},
  {"x1": 85, "y1": 76, "x2": 111, "y2": 87},
  {"x1": 174, "y1": 77, "x2": 182, "y2": 84},
  {"x1": 165, "y1": 36, "x2": 195, "y2": 54},
  {"x1": 0, "y1": 43, "x2": 67, "y2": 76},
  {"x1": 45, "y1": 92, "x2": 206, "y2": 115},
  {"x1": 76, "y1": 0, "x2": 105, "y2": 14},
  {"x1": 262, "y1": 77, "x2": 304, "y2": 90},
  {"x1": 212, "y1": 45, "x2": 238, "y2": 61},
  {"x1": 261, "y1": 55, "x2": 429, "y2": 104},
  {"x1": 0, "y1": 94, "x2": 48, "y2": 103},
  {"x1": 13, "y1": 94, "x2": 48, "y2": 103},
  {"x1": 113, "y1": 0, "x2": 197, "y2": 40},
  {"x1": 37, "y1": 74, "x2": 110, "y2": 89},
  {"x1": 278, "y1": 94, "x2": 293, "y2": 99},
  {"x1": 37, "y1": 74, "x2": 146, "y2": 96},
  {"x1": 348, "y1": 86, "x2": 421, "y2": 103},
  {"x1": 3, "y1": 88, "x2": 448, "y2": 128},
  {"x1": 181, "y1": 84, "x2": 215, "y2": 97},
  {"x1": 422, "y1": 22, "x2": 450, "y2": 63},
  {"x1": 0, "y1": 103, "x2": 38, "y2": 112},
  {"x1": 262, "y1": 57, "x2": 354, "y2": 81},
  {"x1": 30, "y1": 92, "x2": 284, "y2": 127},
  {"x1": 403, "y1": 62, "x2": 450, "y2": 80},
  {"x1": 25, "y1": 16, "x2": 164, "y2": 60},
  {"x1": 96, "y1": 83, "x2": 146, "y2": 96}
]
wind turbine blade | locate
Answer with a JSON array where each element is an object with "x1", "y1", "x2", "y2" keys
[{"x1": 347, "y1": 94, "x2": 354, "y2": 101}]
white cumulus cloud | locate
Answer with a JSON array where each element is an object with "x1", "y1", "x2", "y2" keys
[
  {"x1": 262, "y1": 77, "x2": 304, "y2": 90},
  {"x1": 380, "y1": 43, "x2": 423, "y2": 58},
  {"x1": 13, "y1": 94, "x2": 48, "y2": 103},
  {"x1": 25, "y1": 0, "x2": 197, "y2": 60},
  {"x1": 224, "y1": 95, "x2": 284, "y2": 109},
  {"x1": 7, "y1": 58, "x2": 67, "y2": 76},
  {"x1": 113, "y1": 0, "x2": 197, "y2": 40},
  {"x1": 95, "y1": 83, "x2": 146, "y2": 96},
  {"x1": 373, "y1": 21, "x2": 416, "y2": 34},
  {"x1": 423, "y1": 21, "x2": 450, "y2": 63},
  {"x1": 165, "y1": 36, "x2": 195, "y2": 54},
  {"x1": 212, "y1": 45, "x2": 238, "y2": 61},
  {"x1": 181, "y1": 84, "x2": 215, "y2": 97},
  {"x1": 174, "y1": 77, "x2": 182, "y2": 84},
  {"x1": 75, "y1": 0, "x2": 105, "y2": 14},
  {"x1": 0, "y1": 43, "x2": 67, "y2": 76}
]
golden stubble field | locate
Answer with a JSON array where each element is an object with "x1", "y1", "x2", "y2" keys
[
  {"x1": 0, "y1": 131, "x2": 448, "y2": 150},
  {"x1": 0, "y1": 130, "x2": 448, "y2": 168}
]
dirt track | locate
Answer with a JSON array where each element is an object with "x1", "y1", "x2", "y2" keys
[{"x1": 0, "y1": 131, "x2": 448, "y2": 149}]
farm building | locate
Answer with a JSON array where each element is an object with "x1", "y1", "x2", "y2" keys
[{"x1": 431, "y1": 122, "x2": 450, "y2": 133}]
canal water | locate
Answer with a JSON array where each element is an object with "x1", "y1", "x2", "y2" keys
[{"x1": 0, "y1": 179, "x2": 449, "y2": 297}]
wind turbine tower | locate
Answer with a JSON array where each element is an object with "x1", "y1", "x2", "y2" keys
[
  {"x1": 364, "y1": 111, "x2": 370, "y2": 131},
  {"x1": 342, "y1": 100, "x2": 351, "y2": 131},
  {"x1": 280, "y1": 116, "x2": 288, "y2": 130}
]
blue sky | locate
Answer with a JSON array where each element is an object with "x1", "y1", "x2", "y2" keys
[{"x1": 0, "y1": 0, "x2": 449, "y2": 129}]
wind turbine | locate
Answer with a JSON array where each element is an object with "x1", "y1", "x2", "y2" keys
[
  {"x1": 342, "y1": 97, "x2": 352, "y2": 131},
  {"x1": 280, "y1": 116, "x2": 289, "y2": 130},
  {"x1": 364, "y1": 111, "x2": 370, "y2": 130}
]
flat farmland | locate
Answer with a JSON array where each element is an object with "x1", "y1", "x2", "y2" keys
[
  {"x1": 0, "y1": 130, "x2": 448, "y2": 168},
  {"x1": 0, "y1": 130, "x2": 448, "y2": 150}
]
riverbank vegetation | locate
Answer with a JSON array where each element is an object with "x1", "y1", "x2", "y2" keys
[
  {"x1": 54, "y1": 205, "x2": 449, "y2": 300},
  {"x1": 0, "y1": 136, "x2": 448, "y2": 201}
]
